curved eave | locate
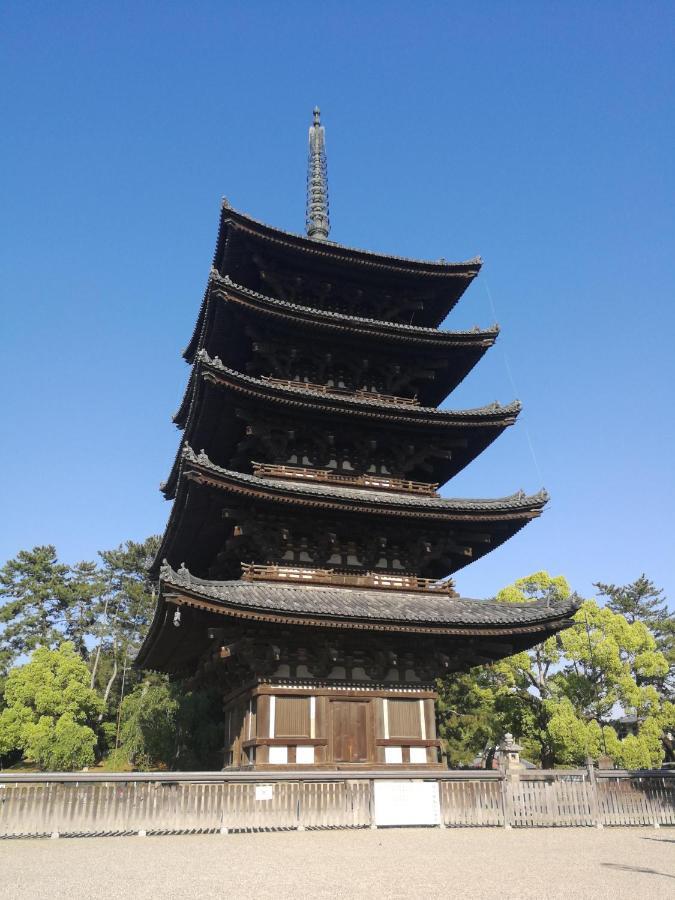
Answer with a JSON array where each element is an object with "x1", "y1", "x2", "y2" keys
[
  {"x1": 136, "y1": 573, "x2": 579, "y2": 672},
  {"x1": 184, "y1": 273, "x2": 499, "y2": 364},
  {"x1": 177, "y1": 355, "x2": 520, "y2": 429},
  {"x1": 163, "y1": 361, "x2": 520, "y2": 499},
  {"x1": 214, "y1": 204, "x2": 482, "y2": 280},
  {"x1": 180, "y1": 448, "x2": 548, "y2": 519},
  {"x1": 153, "y1": 450, "x2": 546, "y2": 575}
]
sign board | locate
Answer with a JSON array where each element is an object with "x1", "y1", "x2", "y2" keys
[
  {"x1": 255, "y1": 784, "x2": 274, "y2": 801},
  {"x1": 373, "y1": 780, "x2": 441, "y2": 827}
]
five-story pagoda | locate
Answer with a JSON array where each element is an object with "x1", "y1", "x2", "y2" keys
[{"x1": 137, "y1": 109, "x2": 578, "y2": 769}]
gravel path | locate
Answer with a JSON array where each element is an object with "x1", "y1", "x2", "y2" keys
[{"x1": 2, "y1": 827, "x2": 674, "y2": 899}]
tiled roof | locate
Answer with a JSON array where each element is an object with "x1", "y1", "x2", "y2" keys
[
  {"x1": 180, "y1": 446, "x2": 549, "y2": 514},
  {"x1": 209, "y1": 271, "x2": 499, "y2": 341},
  {"x1": 159, "y1": 562, "x2": 580, "y2": 629},
  {"x1": 216, "y1": 203, "x2": 483, "y2": 276},
  {"x1": 193, "y1": 350, "x2": 521, "y2": 420}
]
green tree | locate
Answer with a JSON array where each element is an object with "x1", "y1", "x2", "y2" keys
[
  {"x1": 0, "y1": 644, "x2": 104, "y2": 770},
  {"x1": 90, "y1": 537, "x2": 160, "y2": 709},
  {"x1": 594, "y1": 574, "x2": 668, "y2": 625},
  {"x1": 595, "y1": 575, "x2": 674, "y2": 698},
  {"x1": 109, "y1": 678, "x2": 224, "y2": 771},
  {"x1": 114, "y1": 678, "x2": 179, "y2": 769},
  {"x1": 438, "y1": 572, "x2": 674, "y2": 769},
  {"x1": 489, "y1": 572, "x2": 574, "y2": 767},
  {"x1": 436, "y1": 670, "x2": 500, "y2": 767},
  {"x1": 0, "y1": 547, "x2": 106, "y2": 678},
  {"x1": 0, "y1": 546, "x2": 72, "y2": 675}
]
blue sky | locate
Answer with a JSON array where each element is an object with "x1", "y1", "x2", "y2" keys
[{"x1": 1, "y1": 2, "x2": 673, "y2": 605}]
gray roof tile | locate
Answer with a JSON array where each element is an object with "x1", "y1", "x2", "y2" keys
[{"x1": 160, "y1": 563, "x2": 580, "y2": 628}]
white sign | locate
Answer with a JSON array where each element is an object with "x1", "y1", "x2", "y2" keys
[
  {"x1": 374, "y1": 780, "x2": 441, "y2": 827},
  {"x1": 255, "y1": 784, "x2": 274, "y2": 801}
]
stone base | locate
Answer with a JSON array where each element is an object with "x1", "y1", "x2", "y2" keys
[{"x1": 223, "y1": 680, "x2": 441, "y2": 769}]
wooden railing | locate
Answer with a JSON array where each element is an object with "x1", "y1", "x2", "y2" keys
[
  {"x1": 260, "y1": 376, "x2": 420, "y2": 407},
  {"x1": 252, "y1": 463, "x2": 439, "y2": 496},
  {"x1": 240, "y1": 563, "x2": 456, "y2": 594},
  {"x1": 1, "y1": 768, "x2": 673, "y2": 837}
]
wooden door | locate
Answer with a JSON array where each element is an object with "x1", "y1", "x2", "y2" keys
[{"x1": 331, "y1": 701, "x2": 370, "y2": 763}]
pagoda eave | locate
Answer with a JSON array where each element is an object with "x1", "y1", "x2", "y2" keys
[
  {"x1": 180, "y1": 277, "x2": 498, "y2": 405},
  {"x1": 136, "y1": 567, "x2": 580, "y2": 675},
  {"x1": 212, "y1": 206, "x2": 481, "y2": 328},
  {"x1": 214, "y1": 204, "x2": 482, "y2": 279},
  {"x1": 163, "y1": 373, "x2": 520, "y2": 500},
  {"x1": 153, "y1": 455, "x2": 546, "y2": 582},
  {"x1": 183, "y1": 274, "x2": 499, "y2": 365},
  {"x1": 173, "y1": 355, "x2": 520, "y2": 430},
  {"x1": 178, "y1": 448, "x2": 548, "y2": 520}
]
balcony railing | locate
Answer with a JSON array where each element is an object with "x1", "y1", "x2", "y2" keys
[
  {"x1": 260, "y1": 376, "x2": 420, "y2": 407},
  {"x1": 241, "y1": 563, "x2": 456, "y2": 594},
  {"x1": 252, "y1": 463, "x2": 439, "y2": 496}
]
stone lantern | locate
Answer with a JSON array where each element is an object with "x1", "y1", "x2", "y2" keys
[{"x1": 499, "y1": 733, "x2": 523, "y2": 772}]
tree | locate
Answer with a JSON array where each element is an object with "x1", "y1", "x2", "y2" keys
[
  {"x1": 436, "y1": 671, "x2": 499, "y2": 767},
  {"x1": 0, "y1": 644, "x2": 104, "y2": 770},
  {"x1": 489, "y1": 572, "x2": 575, "y2": 767},
  {"x1": 0, "y1": 546, "x2": 72, "y2": 675},
  {"x1": 490, "y1": 576, "x2": 673, "y2": 768},
  {"x1": 595, "y1": 575, "x2": 674, "y2": 698},
  {"x1": 438, "y1": 572, "x2": 674, "y2": 769},
  {"x1": 109, "y1": 678, "x2": 224, "y2": 771},
  {"x1": 114, "y1": 678, "x2": 178, "y2": 769},
  {"x1": 594, "y1": 575, "x2": 668, "y2": 625},
  {"x1": 88, "y1": 537, "x2": 160, "y2": 722},
  {"x1": 0, "y1": 547, "x2": 106, "y2": 678}
]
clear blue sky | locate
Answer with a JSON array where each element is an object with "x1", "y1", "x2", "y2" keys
[{"x1": 1, "y1": 2, "x2": 673, "y2": 604}]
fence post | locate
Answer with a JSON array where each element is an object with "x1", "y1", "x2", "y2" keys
[
  {"x1": 296, "y1": 781, "x2": 304, "y2": 831},
  {"x1": 645, "y1": 776, "x2": 661, "y2": 829},
  {"x1": 369, "y1": 779, "x2": 377, "y2": 829},
  {"x1": 500, "y1": 773, "x2": 512, "y2": 829},
  {"x1": 586, "y1": 760, "x2": 602, "y2": 829}
]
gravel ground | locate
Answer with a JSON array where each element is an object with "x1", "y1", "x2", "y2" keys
[{"x1": 1, "y1": 827, "x2": 674, "y2": 900}]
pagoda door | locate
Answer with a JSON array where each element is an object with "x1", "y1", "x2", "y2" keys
[{"x1": 331, "y1": 700, "x2": 370, "y2": 763}]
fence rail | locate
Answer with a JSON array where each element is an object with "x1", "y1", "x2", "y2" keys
[{"x1": 0, "y1": 768, "x2": 673, "y2": 837}]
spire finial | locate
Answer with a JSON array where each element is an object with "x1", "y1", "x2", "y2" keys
[{"x1": 306, "y1": 106, "x2": 329, "y2": 241}]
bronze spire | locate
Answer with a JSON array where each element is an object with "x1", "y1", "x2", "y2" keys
[{"x1": 306, "y1": 106, "x2": 329, "y2": 241}]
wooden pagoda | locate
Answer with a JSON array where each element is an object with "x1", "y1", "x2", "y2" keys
[{"x1": 137, "y1": 109, "x2": 578, "y2": 769}]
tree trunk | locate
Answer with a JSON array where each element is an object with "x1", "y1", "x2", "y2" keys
[
  {"x1": 97, "y1": 657, "x2": 118, "y2": 722},
  {"x1": 90, "y1": 642, "x2": 103, "y2": 690},
  {"x1": 89, "y1": 595, "x2": 110, "y2": 689}
]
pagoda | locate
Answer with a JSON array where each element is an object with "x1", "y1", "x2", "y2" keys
[{"x1": 137, "y1": 109, "x2": 578, "y2": 769}]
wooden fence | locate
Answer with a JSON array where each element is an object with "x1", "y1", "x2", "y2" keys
[{"x1": 0, "y1": 768, "x2": 672, "y2": 838}]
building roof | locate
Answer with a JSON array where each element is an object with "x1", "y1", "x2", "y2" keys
[
  {"x1": 177, "y1": 446, "x2": 548, "y2": 517},
  {"x1": 163, "y1": 367, "x2": 520, "y2": 500},
  {"x1": 154, "y1": 448, "x2": 546, "y2": 581},
  {"x1": 211, "y1": 204, "x2": 482, "y2": 328},
  {"x1": 183, "y1": 272, "x2": 499, "y2": 365},
  {"x1": 214, "y1": 202, "x2": 482, "y2": 279},
  {"x1": 153, "y1": 562, "x2": 580, "y2": 632},
  {"x1": 136, "y1": 564, "x2": 580, "y2": 673},
  {"x1": 173, "y1": 351, "x2": 521, "y2": 428}
]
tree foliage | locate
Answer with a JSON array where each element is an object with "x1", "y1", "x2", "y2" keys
[
  {"x1": 0, "y1": 546, "x2": 75, "y2": 675},
  {"x1": 439, "y1": 572, "x2": 674, "y2": 769},
  {"x1": 595, "y1": 575, "x2": 674, "y2": 698},
  {"x1": 0, "y1": 644, "x2": 104, "y2": 770}
]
